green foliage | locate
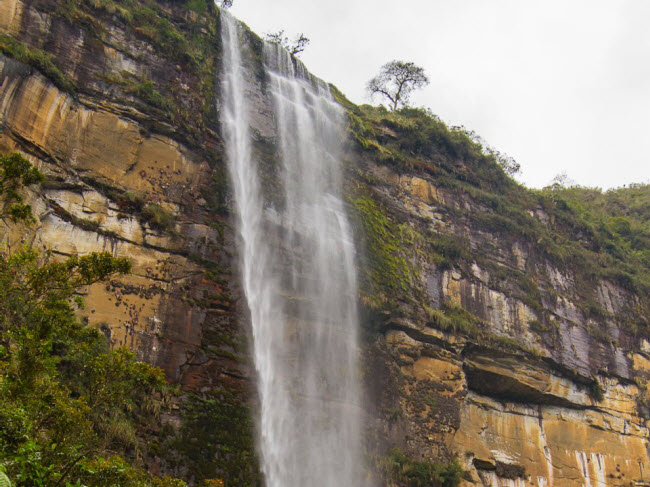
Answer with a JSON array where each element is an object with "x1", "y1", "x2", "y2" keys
[
  {"x1": 99, "y1": 71, "x2": 174, "y2": 112},
  {"x1": 200, "y1": 163, "x2": 229, "y2": 216},
  {"x1": 185, "y1": 0, "x2": 208, "y2": 13},
  {"x1": 132, "y1": 7, "x2": 189, "y2": 59},
  {"x1": 51, "y1": 201, "x2": 121, "y2": 237},
  {"x1": 428, "y1": 233, "x2": 467, "y2": 271},
  {"x1": 349, "y1": 196, "x2": 415, "y2": 300},
  {"x1": 0, "y1": 153, "x2": 45, "y2": 224},
  {"x1": 73, "y1": 0, "x2": 219, "y2": 67},
  {"x1": 8, "y1": 0, "x2": 222, "y2": 146},
  {"x1": 426, "y1": 301, "x2": 482, "y2": 336},
  {"x1": 0, "y1": 471, "x2": 11, "y2": 487},
  {"x1": 114, "y1": 190, "x2": 147, "y2": 213},
  {"x1": 589, "y1": 378, "x2": 605, "y2": 402},
  {"x1": 65, "y1": 0, "x2": 220, "y2": 111},
  {"x1": 135, "y1": 80, "x2": 174, "y2": 111},
  {"x1": 329, "y1": 83, "x2": 357, "y2": 112},
  {"x1": 74, "y1": 0, "x2": 135, "y2": 23},
  {"x1": 142, "y1": 203, "x2": 176, "y2": 231},
  {"x1": 71, "y1": 456, "x2": 186, "y2": 487},
  {"x1": 0, "y1": 35, "x2": 76, "y2": 94},
  {"x1": 77, "y1": 181, "x2": 176, "y2": 233},
  {"x1": 380, "y1": 448, "x2": 464, "y2": 487},
  {"x1": 0, "y1": 153, "x2": 184, "y2": 487},
  {"x1": 344, "y1": 92, "x2": 650, "y2": 339},
  {"x1": 347, "y1": 105, "x2": 513, "y2": 191},
  {"x1": 540, "y1": 184, "x2": 650, "y2": 296}
]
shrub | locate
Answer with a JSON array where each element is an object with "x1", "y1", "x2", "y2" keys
[
  {"x1": 143, "y1": 203, "x2": 176, "y2": 231},
  {"x1": 0, "y1": 152, "x2": 45, "y2": 224},
  {"x1": 381, "y1": 448, "x2": 464, "y2": 487},
  {"x1": 0, "y1": 153, "x2": 183, "y2": 486},
  {"x1": 135, "y1": 80, "x2": 173, "y2": 111}
]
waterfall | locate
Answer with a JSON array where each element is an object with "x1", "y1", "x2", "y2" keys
[{"x1": 220, "y1": 12, "x2": 364, "y2": 487}]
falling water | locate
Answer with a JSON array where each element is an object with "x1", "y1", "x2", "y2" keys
[{"x1": 220, "y1": 12, "x2": 363, "y2": 487}]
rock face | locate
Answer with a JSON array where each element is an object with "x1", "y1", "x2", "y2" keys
[
  {"x1": 1, "y1": 1, "x2": 649, "y2": 486},
  {"x1": 0, "y1": 45, "x2": 226, "y2": 389},
  {"x1": 358, "y1": 162, "x2": 650, "y2": 486},
  {"x1": 0, "y1": 1, "x2": 259, "y2": 481}
]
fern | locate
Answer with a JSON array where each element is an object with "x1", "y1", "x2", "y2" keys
[{"x1": 0, "y1": 471, "x2": 11, "y2": 487}]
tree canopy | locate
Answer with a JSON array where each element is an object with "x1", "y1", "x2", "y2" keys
[
  {"x1": 367, "y1": 60, "x2": 429, "y2": 110},
  {"x1": 0, "y1": 153, "x2": 184, "y2": 486}
]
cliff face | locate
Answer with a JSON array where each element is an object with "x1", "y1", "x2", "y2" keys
[
  {"x1": 354, "y1": 161, "x2": 650, "y2": 486},
  {"x1": 0, "y1": 0, "x2": 259, "y2": 481},
  {"x1": 0, "y1": 0, "x2": 230, "y2": 383},
  {"x1": 1, "y1": 1, "x2": 649, "y2": 486}
]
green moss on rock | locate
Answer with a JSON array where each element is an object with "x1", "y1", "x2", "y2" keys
[
  {"x1": 349, "y1": 195, "x2": 416, "y2": 301},
  {"x1": 0, "y1": 34, "x2": 76, "y2": 94}
]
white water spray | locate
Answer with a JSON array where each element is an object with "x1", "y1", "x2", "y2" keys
[{"x1": 220, "y1": 12, "x2": 364, "y2": 487}]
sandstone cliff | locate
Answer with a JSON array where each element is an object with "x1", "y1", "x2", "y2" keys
[{"x1": 1, "y1": 1, "x2": 649, "y2": 486}]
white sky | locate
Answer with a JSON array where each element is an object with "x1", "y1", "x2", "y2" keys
[{"x1": 230, "y1": 0, "x2": 650, "y2": 189}]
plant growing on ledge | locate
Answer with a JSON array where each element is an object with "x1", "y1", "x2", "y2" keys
[
  {"x1": 143, "y1": 203, "x2": 176, "y2": 231},
  {"x1": 0, "y1": 152, "x2": 44, "y2": 224},
  {"x1": 0, "y1": 35, "x2": 77, "y2": 94},
  {"x1": 265, "y1": 30, "x2": 310, "y2": 56},
  {"x1": 379, "y1": 448, "x2": 464, "y2": 487},
  {"x1": 0, "y1": 250, "x2": 187, "y2": 486}
]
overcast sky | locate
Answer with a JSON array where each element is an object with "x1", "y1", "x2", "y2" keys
[{"x1": 230, "y1": 0, "x2": 650, "y2": 189}]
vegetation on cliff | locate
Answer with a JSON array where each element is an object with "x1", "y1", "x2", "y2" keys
[
  {"x1": 350, "y1": 195, "x2": 416, "y2": 301},
  {"x1": 379, "y1": 448, "x2": 463, "y2": 487},
  {"x1": 0, "y1": 0, "x2": 225, "y2": 149},
  {"x1": 341, "y1": 90, "x2": 649, "y2": 475},
  {"x1": 1, "y1": 0, "x2": 648, "y2": 483},
  {"x1": 340, "y1": 97, "x2": 650, "y2": 342},
  {"x1": 541, "y1": 183, "x2": 650, "y2": 295},
  {"x1": 0, "y1": 0, "x2": 259, "y2": 481},
  {"x1": 0, "y1": 153, "x2": 185, "y2": 486},
  {"x1": 0, "y1": 34, "x2": 77, "y2": 94}
]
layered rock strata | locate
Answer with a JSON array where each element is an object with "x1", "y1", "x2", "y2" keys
[{"x1": 1, "y1": 1, "x2": 649, "y2": 485}]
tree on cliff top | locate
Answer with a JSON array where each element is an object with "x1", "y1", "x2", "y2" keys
[{"x1": 367, "y1": 60, "x2": 429, "y2": 110}]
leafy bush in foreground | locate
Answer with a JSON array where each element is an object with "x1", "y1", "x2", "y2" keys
[{"x1": 0, "y1": 152, "x2": 184, "y2": 486}]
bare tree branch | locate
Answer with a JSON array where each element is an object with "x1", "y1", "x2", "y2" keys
[
  {"x1": 290, "y1": 34, "x2": 310, "y2": 56},
  {"x1": 266, "y1": 30, "x2": 310, "y2": 57}
]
